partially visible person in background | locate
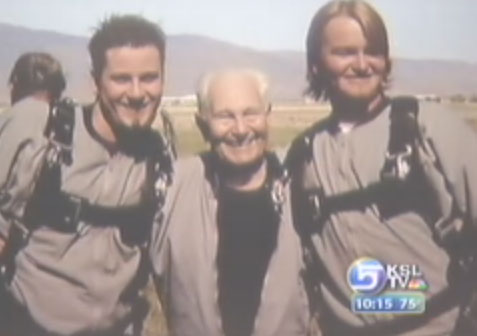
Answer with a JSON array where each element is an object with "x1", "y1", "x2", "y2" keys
[{"x1": 8, "y1": 52, "x2": 66, "y2": 105}]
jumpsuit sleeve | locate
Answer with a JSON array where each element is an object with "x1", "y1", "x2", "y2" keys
[{"x1": 420, "y1": 107, "x2": 477, "y2": 232}]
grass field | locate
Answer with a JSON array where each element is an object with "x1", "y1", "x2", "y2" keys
[
  {"x1": 144, "y1": 102, "x2": 477, "y2": 335},
  {"x1": 161, "y1": 103, "x2": 331, "y2": 156},
  {"x1": 162, "y1": 102, "x2": 477, "y2": 156}
]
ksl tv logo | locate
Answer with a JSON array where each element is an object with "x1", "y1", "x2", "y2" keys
[{"x1": 347, "y1": 257, "x2": 428, "y2": 314}]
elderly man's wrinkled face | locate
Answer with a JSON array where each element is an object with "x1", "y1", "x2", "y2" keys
[{"x1": 202, "y1": 74, "x2": 269, "y2": 169}]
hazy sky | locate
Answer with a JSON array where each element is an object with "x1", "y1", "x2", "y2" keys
[{"x1": 0, "y1": 0, "x2": 476, "y2": 63}]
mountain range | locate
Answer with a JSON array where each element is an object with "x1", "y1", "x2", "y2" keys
[{"x1": 0, "y1": 22, "x2": 476, "y2": 104}]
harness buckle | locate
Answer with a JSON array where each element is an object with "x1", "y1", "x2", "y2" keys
[
  {"x1": 271, "y1": 180, "x2": 285, "y2": 213},
  {"x1": 154, "y1": 174, "x2": 169, "y2": 207},
  {"x1": 63, "y1": 195, "x2": 84, "y2": 229},
  {"x1": 308, "y1": 188, "x2": 325, "y2": 222},
  {"x1": 383, "y1": 144, "x2": 413, "y2": 180}
]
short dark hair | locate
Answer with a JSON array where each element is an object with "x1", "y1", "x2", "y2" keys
[
  {"x1": 305, "y1": 0, "x2": 391, "y2": 100},
  {"x1": 8, "y1": 52, "x2": 66, "y2": 104},
  {"x1": 89, "y1": 15, "x2": 166, "y2": 83}
]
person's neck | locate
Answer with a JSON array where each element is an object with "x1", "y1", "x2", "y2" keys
[
  {"x1": 30, "y1": 91, "x2": 51, "y2": 104},
  {"x1": 91, "y1": 101, "x2": 117, "y2": 146},
  {"x1": 221, "y1": 158, "x2": 267, "y2": 192},
  {"x1": 331, "y1": 93, "x2": 386, "y2": 123}
]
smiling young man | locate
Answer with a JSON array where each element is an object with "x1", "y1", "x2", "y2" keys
[
  {"x1": 0, "y1": 15, "x2": 173, "y2": 335},
  {"x1": 287, "y1": 0, "x2": 477, "y2": 335},
  {"x1": 150, "y1": 69, "x2": 311, "y2": 336}
]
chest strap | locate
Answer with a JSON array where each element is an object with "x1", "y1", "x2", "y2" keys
[
  {"x1": 301, "y1": 97, "x2": 422, "y2": 228},
  {"x1": 21, "y1": 102, "x2": 174, "y2": 237}
]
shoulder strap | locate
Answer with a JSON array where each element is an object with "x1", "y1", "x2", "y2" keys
[
  {"x1": 388, "y1": 96, "x2": 419, "y2": 152},
  {"x1": 382, "y1": 97, "x2": 466, "y2": 246},
  {"x1": 147, "y1": 130, "x2": 175, "y2": 208},
  {"x1": 285, "y1": 125, "x2": 326, "y2": 315},
  {"x1": 385, "y1": 98, "x2": 477, "y2": 330},
  {"x1": 286, "y1": 99, "x2": 423, "y2": 314},
  {"x1": 44, "y1": 97, "x2": 76, "y2": 166},
  {"x1": 159, "y1": 108, "x2": 177, "y2": 159},
  {"x1": 1, "y1": 98, "x2": 76, "y2": 283},
  {"x1": 265, "y1": 152, "x2": 287, "y2": 214},
  {"x1": 22, "y1": 98, "x2": 77, "y2": 227},
  {"x1": 381, "y1": 96, "x2": 419, "y2": 181},
  {"x1": 283, "y1": 122, "x2": 319, "y2": 180},
  {"x1": 288, "y1": 97, "x2": 423, "y2": 231}
]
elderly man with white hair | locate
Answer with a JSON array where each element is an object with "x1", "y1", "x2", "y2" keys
[{"x1": 150, "y1": 69, "x2": 311, "y2": 336}]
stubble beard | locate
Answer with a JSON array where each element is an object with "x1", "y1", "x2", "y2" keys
[{"x1": 99, "y1": 98, "x2": 157, "y2": 158}]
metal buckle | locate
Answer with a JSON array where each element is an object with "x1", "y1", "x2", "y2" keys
[
  {"x1": 383, "y1": 144, "x2": 412, "y2": 180},
  {"x1": 271, "y1": 180, "x2": 285, "y2": 213},
  {"x1": 64, "y1": 195, "x2": 83, "y2": 229},
  {"x1": 154, "y1": 174, "x2": 168, "y2": 206},
  {"x1": 45, "y1": 138, "x2": 73, "y2": 167},
  {"x1": 308, "y1": 189, "x2": 324, "y2": 222}
]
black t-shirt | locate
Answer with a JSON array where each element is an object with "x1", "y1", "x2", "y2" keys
[{"x1": 216, "y1": 184, "x2": 279, "y2": 336}]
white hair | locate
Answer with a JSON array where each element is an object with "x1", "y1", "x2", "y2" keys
[{"x1": 196, "y1": 68, "x2": 270, "y2": 115}]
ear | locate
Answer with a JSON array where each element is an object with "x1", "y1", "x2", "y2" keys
[{"x1": 195, "y1": 114, "x2": 211, "y2": 142}]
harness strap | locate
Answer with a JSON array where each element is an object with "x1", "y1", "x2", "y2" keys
[
  {"x1": 303, "y1": 97, "x2": 422, "y2": 224},
  {"x1": 304, "y1": 181, "x2": 406, "y2": 226},
  {"x1": 286, "y1": 131, "x2": 324, "y2": 315},
  {"x1": 1, "y1": 98, "x2": 76, "y2": 283},
  {"x1": 201, "y1": 151, "x2": 286, "y2": 215},
  {"x1": 160, "y1": 108, "x2": 177, "y2": 159},
  {"x1": 286, "y1": 96, "x2": 426, "y2": 319},
  {"x1": 44, "y1": 97, "x2": 75, "y2": 166},
  {"x1": 288, "y1": 96, "x2": 477, "y2": 332},
  {"x1": 147, "y1": 131, "x2": 174, "y2": 209},
  {"x1": 2, "y1": 101, "x2": 176, "y2": 282},
  {"x1": 387, "y1": 97, "x2": 419, "y2": 154},
  {"x1": 31, "y1": 107, "x2": 174, "y2": 232},
  {"x1": 22, "y1": 98, "x2": 76, "y2": 230},
  {"x1": 44, "y1": 192, "x2": 154, "y2": 229},
  {"x1": 381, "y1": 96, "x2": 419, "y2": 181}
]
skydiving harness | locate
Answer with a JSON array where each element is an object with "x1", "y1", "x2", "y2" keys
[
  {"x1": 0, "y1": 98, "x2": 175, "y2": 283},
  {"x1": 286, "y1": 96, "x2": 477, "y2": 333},
  {"x1": 201, "y1": 151, "x2": 286, "y2": 216}
]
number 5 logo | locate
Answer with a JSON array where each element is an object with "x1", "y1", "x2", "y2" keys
[{"x1": 348, "y1": 258, "x2": 387, "y2": 295}]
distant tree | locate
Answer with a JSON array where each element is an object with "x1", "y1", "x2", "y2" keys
[
  {"x1": 469, "y1": 94, "x2": 477, "y2": 103},
  {"x1": 449, "y1": 94, "x2": 466, "y2": 103}
]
